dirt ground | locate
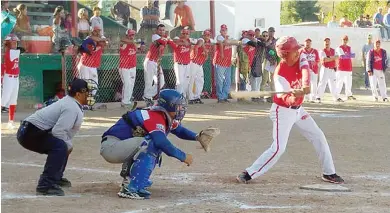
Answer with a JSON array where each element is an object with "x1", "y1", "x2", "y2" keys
[{"x1": 1, "y1": 88, "x2": 390, "y2": 213}]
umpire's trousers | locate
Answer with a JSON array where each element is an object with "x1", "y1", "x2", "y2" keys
[{"x1": 17, "y1": 121, "x2": 68, "y2": 189}]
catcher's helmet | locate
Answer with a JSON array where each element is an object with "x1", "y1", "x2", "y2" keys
[
  {"x1": 157, "y1": 89, "x2": 187, "y2": 120},
  {"x1": 275, "y1": 36, "x2": 300, "y2": 59}
]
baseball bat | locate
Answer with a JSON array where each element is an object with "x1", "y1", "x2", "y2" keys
[{"x1": 230, "y1": 91, "x2": 290, "y2": 99}]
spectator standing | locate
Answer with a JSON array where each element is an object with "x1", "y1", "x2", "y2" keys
[
  {"x1": 213, "y1": 24, "x2": 233, "y2": 103},
  {"x1": 77, "y1": 8, "x2": 90, "y2": 40},
  {"x1": 254, "y1": 28, "x2": 261, "y2": 38},
  {"x1": 260, "y1": 27, "x2": 278, "y2": 102},
  {"x1": 363, "y1": 15, "x2": 373, "y2": 27},
  {"x1": 300, "y1": 38, "x2": 320, "y2": 103},
  {"x1": 52, "y1": 6, "x2": 69, "y2": 53},
  {"x1": 373, "y1": 7, "x2": 385, "y2": 40},
  {"x1": 1, "y1": 0, "x2": 9, "y2": 12},
  {"x1": 119, "y1": 29, "x2": 138, "y2": 109},
  {"x1": 361, "y1": 34, "x2": 374, "y2": 89},
  {"x1": 327, "y1": 15, "x2": 339, "y2": 28},
  {"x1": 139, "y1": 0, "x2": 160, "y2": 44},
  {"x1": 174, "y1": 0, "x2": 195, "y2": 30},
  {"x1": 64, "y1": 14, "x2": 72, "y2": 37},
  {"x1": 90, "y1": 7, "x2": 104, "y2": 36},
  {"x1": 335, "y1": 35, "x2": 356, "y2": 101},
  {"x1": 383, "y1": 8, "x2": 390, "y2": 41},
  {"x1": 13, "y1": 4, "x2": 32, "y2": 37},
  {"x1": 111, "y1": 0, "x2": 137, "y2": 31},
  {"x1": 366, "y1": 39, "x2": 388, "y2": 102},
  {"x1": 250, "y1": 30, "x2": 267, "y2": 97},
  {"x1": 339, "y1": 15, "x2": 352, "y2": 27}
]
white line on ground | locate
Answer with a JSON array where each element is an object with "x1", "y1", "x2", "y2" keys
[
  {"x1": 1, "y1": 134, "x2": 102, "y2": 138},
  {"x1": 1, "y1": 162, "x2": 117, "y2": 174},
  {"x1": 1, "y1": 192, "x2": 82, "y2": 200}
]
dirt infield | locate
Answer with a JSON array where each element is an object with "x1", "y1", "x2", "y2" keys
[{"x1": 1, "y1": 89, "x2": 390, "y2": 213}]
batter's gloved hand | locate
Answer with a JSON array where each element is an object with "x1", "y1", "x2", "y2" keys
[{"x1": 196, "y1": 127, "x2": 220, "y2": 152}]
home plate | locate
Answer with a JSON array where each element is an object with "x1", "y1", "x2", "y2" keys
[{"x1": 299, "y1": 184, "x2": 351, "y2": 192}]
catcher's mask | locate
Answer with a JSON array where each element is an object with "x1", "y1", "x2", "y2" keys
[
  {"x1": 157, "y1": 89, "x2": 187, "y2": 121},
  {"x1": 85, "y1": 79, "x2": 98, "y2": 106}
]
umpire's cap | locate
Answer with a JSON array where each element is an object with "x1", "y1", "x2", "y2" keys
[{"x1": 68, "y1": 78, "x2": 89, "y2": 93}]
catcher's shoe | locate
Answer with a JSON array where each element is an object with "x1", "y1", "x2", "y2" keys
[
  {"x1": 236, "y1": 171, "x2": 252, "y2": 184},
  {"x1": 117, "y1": 185, "x2": 144, "y2": 200},
  {"x1": 57, "y1": 178, "x2": 72, "y2": 187},
  {"x1": 322, "y1": 174, "x2": 344, "y2": 184}
]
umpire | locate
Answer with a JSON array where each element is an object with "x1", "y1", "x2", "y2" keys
[{"x1": 17, "y1": 78, "x2": 89, "y2": 196}]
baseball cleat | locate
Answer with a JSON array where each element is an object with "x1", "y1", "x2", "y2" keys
[
  {"x1": 36, "y1": 185, "x2": 65, "y2": 196},
  {"x1": 196, "y1": 99, "x2": 204, "y2": 104},
  {"x1": 117, "y1": 185, "x2": 144, "y2": 200},
  {"x1": 188, "y1": 100, "x2": 196, "y2": 105},
  {"x1": 347, "y1": 96, "x2": 356, "y2": 100},
  {"x1": 322, "y1": 174, "x2": 344, "y2": 184},
  {"x1": 58, "y1": 178, "x2": 72, "y2": 187},
  {"x1": 336, "y1": 98, "x2": 344, "y2": 102},
  {"x1": 236, "y1": 171, "x2": 252, "y2": 184},
  {"x1": 1, "y1": 107, "x2": 9, "y2": 113},
  {"x1": 383, "y1": 98, "x2": 389, "y2": 102},
  {"x1": 374, "y1": 97, "x2": 379, "y2": 102}
]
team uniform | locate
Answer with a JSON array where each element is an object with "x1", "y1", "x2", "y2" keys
[
  {"x1": 16, "y1": 79, "x2": 90, "y2": 196},
  {"x1": 241, "y1": 38, "x2": 256, "y2": 90},
  {"x1": 335, "y1": 44, "x2": 356, "y2": 100},
  {"x1": 300, "y1": 47, "x2": 320, "y2": 102},
  {"x1": 100, "y1": 89, "x2": 218, "y2": 199},
  {"x1": 316, "y1": 47, "x2": 339, "y2": 101},
  {"x1": 119, "y1": 42, "x2": 137, "y2": 106},
  {"x1": 237, "y1": 36, "x2": 343, "y2": 184},
  {"x1": 1, "y1": 34, "x2": 21, "y2": 129},
  {"x1": 189, "y1": 37, "x2": 212, "y2": 103},
  {"x1": 366, "y1": 48, "x2": 388, "y2": 101},
  {"x1": 78, "y1": 42, "x2": 103, "y2": 94},
  {"x1": 168, "y1": 38, "x2": 193, "y2": 98},
  {"x1": 143, "y1": 34, "x2": 167, "y2": 105}
]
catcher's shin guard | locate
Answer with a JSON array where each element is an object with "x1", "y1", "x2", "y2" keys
[{"x1": 128, "y1": 152, "x2": 157, "y2": 192}]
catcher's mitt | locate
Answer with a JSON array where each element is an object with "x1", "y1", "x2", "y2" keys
[{"x1": 196, "y1": 127, "x2": 220, "y2": 152}]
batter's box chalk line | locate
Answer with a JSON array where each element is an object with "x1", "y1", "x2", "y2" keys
[
  {"x1": 319, "y1": 113, "x2": 364, "y2": 118},
  {"x1": 1, "y1": 192, "x2": 82, "y2": 200},
  {"x1": 299, "y1": 184, "x2": 351, "y2": 192}
]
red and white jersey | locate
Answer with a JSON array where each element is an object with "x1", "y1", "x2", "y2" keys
[
  {"x1": 168, "y1": 39, "x2": 191, "y2": 64},
  {"x1": 320, "y1": 48, "x2": 337, "y2": 69},
  {"x1": 373, "y1": 49, "x2": 384, "y2": 70},
  {"x1": 81, "y1": 46, "x2": 103, "y2": 68},
  {"x1": 141, "y1": 110, "x2": 180, "y2": 134},
  {"x1": 191, "y1": 38, "x2": 212, "y2": 65},
  {"x1": 300, "y1": 48, "x2": 320, "y2": 74},
  {"x1": 337, "y1": 45, "x2": 352, "y2": 71},
  {"x1": 3, "y1": 49, "x2": 20, "y2": 75},
  {"x1": 146, "y1": 34, "x2": 167, "y2": 62},
  {"x1": 119, "y1": 43, "x2": 137, "y2": 69},
  {"x1": 243, "y1": 44, "x2": 256, "y2": 67},
  {"x1": 273, "y1": 53, "x2": 309, "y2": 107},
  {"x1": 213, "y1": 35, "x2": 232, "y2": 67}
]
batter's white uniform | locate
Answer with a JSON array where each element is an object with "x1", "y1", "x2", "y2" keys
[
  {"x1": 1, "y1": 49, "x2": 20, "y2": 107},
  {"x1": 316, "y1": 48, "x2": 339, "y2": 100},
  {"x1": 245, "y1": 53, "x2": 337, "y2": 179}
]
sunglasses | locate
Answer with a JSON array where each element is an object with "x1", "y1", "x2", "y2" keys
[{"x1": 182, "y1": 33, "x2": 189, "y2": 35}]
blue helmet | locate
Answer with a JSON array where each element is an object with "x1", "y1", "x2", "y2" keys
[{"x1": 157, "y1": 89, "x2": 187, "y2": 120}]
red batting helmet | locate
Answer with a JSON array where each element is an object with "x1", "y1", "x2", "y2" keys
[{"x1": 275, "y1": 36, "x2": 300, "y2": 59}]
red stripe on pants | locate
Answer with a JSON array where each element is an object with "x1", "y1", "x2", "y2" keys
[{"x1": 250, "y1": 106, "x2": 280, "y2": 177}]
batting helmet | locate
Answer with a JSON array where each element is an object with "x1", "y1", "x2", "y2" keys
[
  {"x1": 157, "y1": 89, "x2": 187, "y2": 121},
  {"x1": 275, "y1": 36, "x2": 300, "y2": 59}
]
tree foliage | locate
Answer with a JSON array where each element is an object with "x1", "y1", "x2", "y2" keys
[
  {"x1": 280, "y1": 1, "x2": 301, "y2": 25},
  {"x1": 281, "y1": 0, "x2": 320, "y2": 25}
]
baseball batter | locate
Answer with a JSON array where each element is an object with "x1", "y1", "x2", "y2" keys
[
  {"x1": 188, "y1": 29, "x2": 213, "y2": 104},
  {"x1": 335, "y1": 35, "x2": 356, "y2": 101},
  {"x1": 168, "y1": 28, "x2": 195, "y2": 99},
  {"x1": 119, "y1": 29, "x2": 138, "y2": 108},
  {"x1": 236, "y1": 36, "x2": 344, "y2": 184},
  {"x1": 1, "y1": 34, "x2": 21, "y2": 129},
  {"x1": 316, "y1": 38, "x2": 342, "y2": 103},
  {"x1": 300, "y1": 38, "x2": 320, "y2": 102},
  {"x1": 366, "y1": 39, "x2": 389, "y2": 102},
  {"x1": 143, "y1": 24, "x2": 168, "y2": 107}
]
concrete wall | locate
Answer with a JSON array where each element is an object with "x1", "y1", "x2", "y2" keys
[{"x1": 276, "y1": 26, "x2": 388, "y2": 67}]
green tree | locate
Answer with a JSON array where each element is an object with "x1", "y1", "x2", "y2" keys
[
  {"x1": 336, "y1": 0, "x2": 368, "y2": 21},
  {"x1": 295, "y1": 0, "x2": 320, "y2": 22},
  {"x1": 280, "y1": 1, "x2": 301, "y2": 25}
]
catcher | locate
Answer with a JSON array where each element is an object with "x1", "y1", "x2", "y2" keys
[{"x1": 100, "y1": 89, "x2": 219, "y2": 199}]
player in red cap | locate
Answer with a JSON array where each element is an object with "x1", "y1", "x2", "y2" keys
[
  {"x1": 366, "y1": 39, "x2": 388, "y2": 102},
  {"x1": 237, "y1": 36, "x2": 344, "y2": 185},
  {"x1": 1, "y1": 34, "x2": 21, "y2": 129},
  {"x1": 188, "y1": 29, "x2": 214, "y2": 104},
  {"x1": 300, "y1": 38, "x2": 320, "y2": 103},
  {"x1": 118, "y1": 29, "x2": 138, "y2": 109},
  {"x1": 335, "y1": 35, "x2": 356, "y2": 101}
]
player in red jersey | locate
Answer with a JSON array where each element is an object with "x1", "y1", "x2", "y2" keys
[
  {"x1": 236, "y1": 36, "x2": 344, "y2": 185},
  {"x1": 1, "y1": 34, "x2": 21, "y2": 129},
  {"x1": 300, "y1": 38, "x2": 320, "y2": 102}
]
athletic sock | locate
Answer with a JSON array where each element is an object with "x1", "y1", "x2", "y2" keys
[{"x1": 9, "y1": 105, "x2": 16, "y2": 121}]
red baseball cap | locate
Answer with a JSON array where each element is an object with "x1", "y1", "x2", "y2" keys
[
  {"x1": 203, "y1": 29, "x2": 211, "y2": 36},
  {"x1": 305, "y1": 38, "x2": 312, "y2": 42},
  {"x1": 247, "y1": 30, "x2": 255, "y2": 36},
  {"x1": 220, "y1": 24, "x2": 228, "y2": 30},
  {"x1": 324, "y1": 37, "x2": 330, "y2": 41},
  {"x1": 342, "y1": 35, "x2": 349, "y2": 40},
  {"x1": 126, "y1": 29, "x2": 135, "y2": 36},
  {"x1": 375, "y1": 38, "x2": 381, "y2": 43}
]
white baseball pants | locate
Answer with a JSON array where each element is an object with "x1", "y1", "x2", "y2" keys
[
  {"x1": 100, "y1": 136, "x2": 145, "y2": 163},
  {"x1": 246, "y1": 104, "x2": 337, "y2": 179},
  {"x1": 79, "y1": 64, "x2": 98, "y2": 96},
  {"x1": 1, "y1": 74, "x2": 19, "y2": 107},
  {"x1": 188, "y1": 62, "x2": 204, "y2": 100},
  {"x1": 369, "y1": 69, "x2": 388, "y2": 99},
  {"x1": 316, "y1": 67, "x2": 338, "y2": 100},
  {"x1": 143, "y1": 59, "x2": 165, "y2": 99},
  {"x1": 174, "y1": 63, "x2": 191, "y2": 98},
  {"x1": 250, "y1": 76, "x2": 262, "y2": 92},
  {"x1": 305, "y1": 72, "x2": 318, "y2": 101},
  {"x1": 119, "y1": 67, "x2": 136, "y2": 105},
  {"x1": 335, "y1": 70, "x2": 353, "y2": 97}
]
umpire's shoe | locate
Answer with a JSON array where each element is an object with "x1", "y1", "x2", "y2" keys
[
  {"x1": 36, "y1": 185, "x2": 65, "y2": 196},
  {"x1": 58, "y1": 178, "x2": 72, "y2": 187}
]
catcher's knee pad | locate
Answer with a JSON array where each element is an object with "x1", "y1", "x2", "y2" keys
[{"x1": 128, "y1": 152, "x2": 157, "y2": 191}]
